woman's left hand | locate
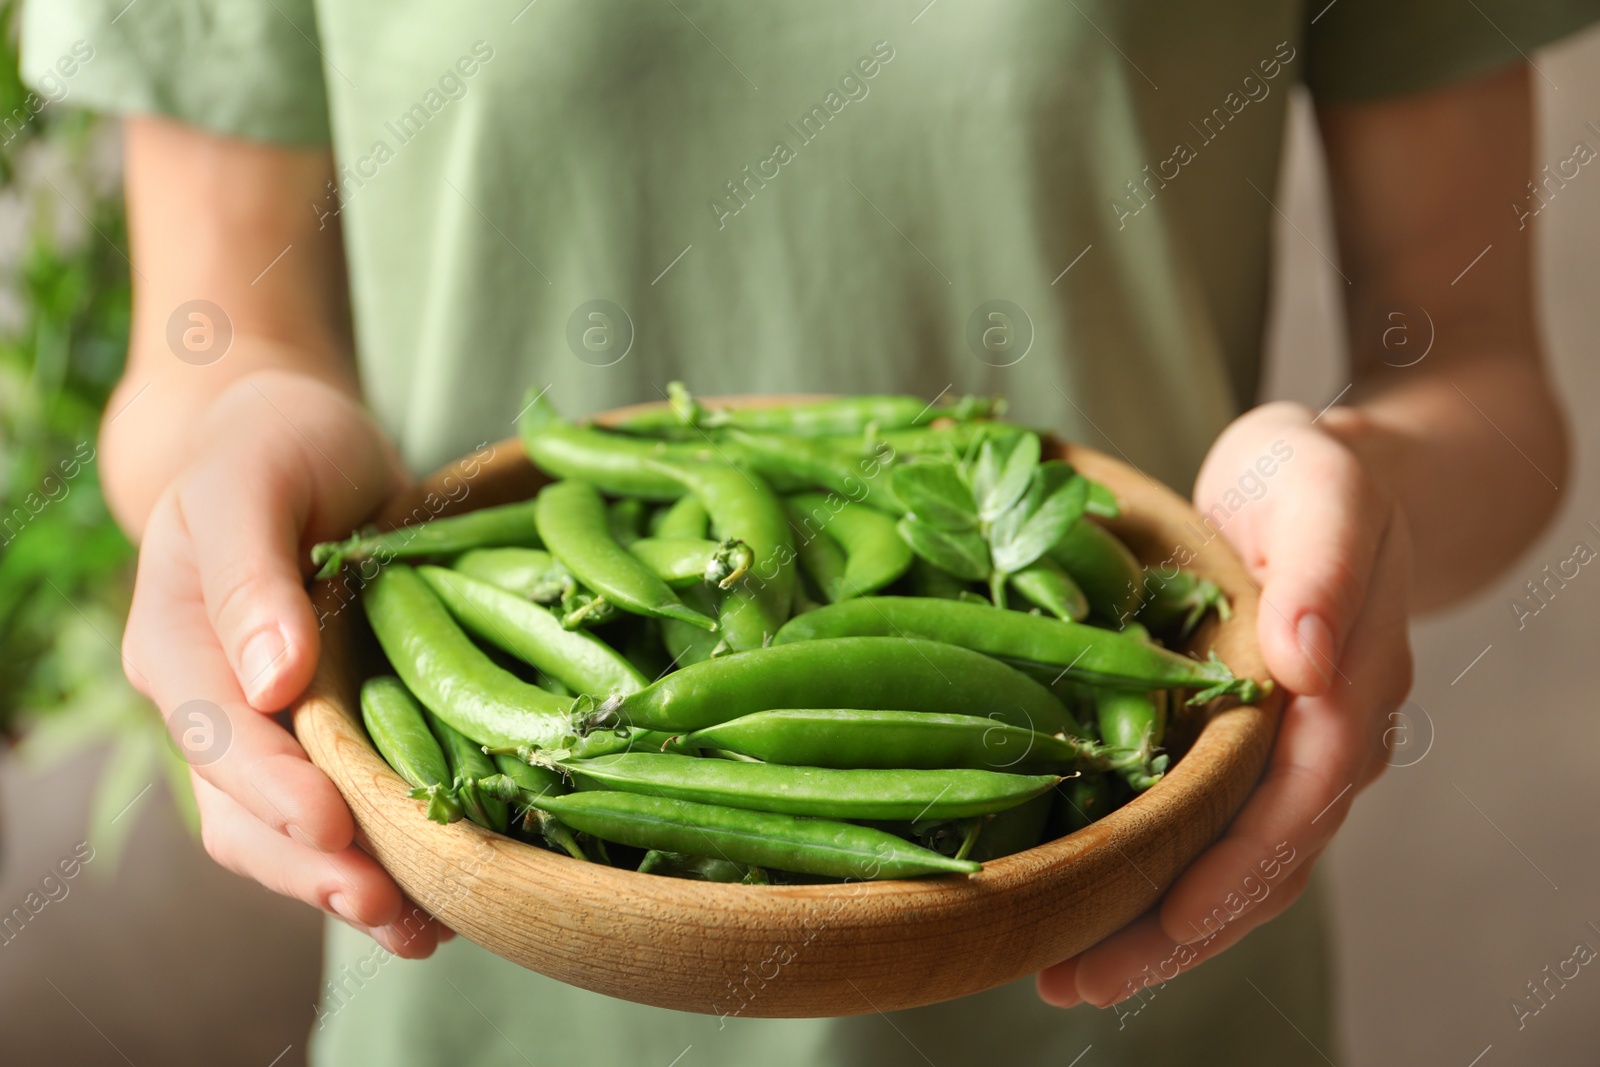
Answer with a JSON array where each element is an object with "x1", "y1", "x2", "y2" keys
[{"x1": 1037, "y1": 399, "x2": 1415, "y2": 1008}]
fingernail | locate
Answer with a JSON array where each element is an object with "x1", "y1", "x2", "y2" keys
[
  {"x1": 1296, "y1": 614, "x2": 1336, "y2": 687},
  {"x1": 241, "y1": 628, "x2": 287, "y2": 701},
  {"x1": 328, "y1": 892, "x2": 360, "y2": 926}
]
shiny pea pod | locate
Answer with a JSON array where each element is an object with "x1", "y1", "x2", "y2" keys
[
  {"x1": 773, "y1": 597, "x2": 1264, "y2": 705},
  {"x1": 535, "y1": 480, "x2": 718, "y2": 632},
  {"x1": 311, "y1": 499, "x2": 541, "y2": 579},
  {"x1": 508, "y1": 790, "x2": 981, "y2": 879},
  {"x1": 589, "y1": 636, "x2": 1079, "y2": 735},
  {"x1": 557, "y1": 751, "x2": 1060, "y2": 821},
  {"x1": 628, "y1": 537, "x2": 753, "y2": 589},
  {"x1": 682, "y1": 710, "x2": 1108, "y2": 772},
  {"x1": 608, "y1": 497, "x2": 648, "y2": 546},
  {"x1": 689, "y1": 391, "x2": 1000, "y2": 436},
  {"x1": 452, "y1": 547, "x2": 570, "y2": 602},
  {"x1": 726, "y1": 431, "x2": 901, "y2": 511},
  {"x1": 652, "y1": 494, "x2": 710, "y2": 539},
  {"x1": 519, "y1": 391, "x2": 705, "y2": 499},
  {"x1": 363, "y1": 563, "x2": 600, "y2": 751},
  {"x1": 1056, "y1": 773, "x2": 1115, "y2": 834},
  {"x1": 787, "y1": 493, "x2": 913, "y2": 599},
  {"x1": 1007, "y1": 556, "x2": 1090, "y2": 621},
  {"x1": 1095, "y1": 687, "x2": 1168, "y2": 792},
  {"x1": 1049, "y1": 519, "x2": 1144, "y2": 625},
  {"x1": 359, "y1": 676, "x2": 463, "y2": 825},
  {"x1": 426, "y1": 710, "x2": 509, "y2": 833},
  {"x1": 636, "y1": 850, "x2": 765, "y2": 884},
  {"x1": 787, "y1": 504, "x2": 850, "y2": 604},
  {"x1": 416, "y1": 566, "x2": 647, "y2": 697},
  {"x1": 659, "y1": 584, "x2": 727, "y2": 667},
  {"x1": 653, "y1": 461, "x2": 793, "y2": 651}
]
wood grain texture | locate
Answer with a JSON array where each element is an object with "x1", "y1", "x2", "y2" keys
[{"x1": 292, "y1": 408, "x2": 1281, "y2": 1018}]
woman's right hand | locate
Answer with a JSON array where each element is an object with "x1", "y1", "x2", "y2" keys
[{"x1": 120, "y1": 369, "x2": 447, "y2": 957}]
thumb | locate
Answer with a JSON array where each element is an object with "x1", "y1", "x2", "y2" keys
[{"x1": 1251, "y1": 442, "x2": 1390, "y2": 696}]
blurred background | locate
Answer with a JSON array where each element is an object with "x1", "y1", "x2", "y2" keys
[{"x1": 0, "y1": 5, "x2": 1596, "y2": 1064}]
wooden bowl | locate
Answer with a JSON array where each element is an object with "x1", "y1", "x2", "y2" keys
[{"x1": 293, "y1": 405, "x2": 1281, "y2": 1018}]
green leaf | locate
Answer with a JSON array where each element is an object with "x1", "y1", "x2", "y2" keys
[
  {"x1": 978, "y1": 432, "x2": 1040, "y2": 523},
  {"x1": 990, "y1": 472, "x2": 1089, "y2": 574},
  {"x1": 1085, "y1": 479, "x2": 1120, "y2": 519},
  {"x1": 891, "y1": 461, "x2": 977, "y2": 531},
  {"x1": 896, "y1": 515, "x2": 991, "y2": 581}
]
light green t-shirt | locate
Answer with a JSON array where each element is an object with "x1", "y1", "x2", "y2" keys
[{"x1": 23, "y1": 1, "x2": 1599, "y2": 1064}]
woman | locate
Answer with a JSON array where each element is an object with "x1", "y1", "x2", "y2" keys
[{"x1": 24, "y1": 0, "x2": 1591, "y2": 1062}]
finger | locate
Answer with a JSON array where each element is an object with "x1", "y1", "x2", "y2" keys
[
  {"x1": 194, "y1": 774, "x2": 444, "y2": 960},
  {"x1": 1035, "y1": 957, "x2": 1083, "y2": 1008},
  {"x1": 1253, "y1": 440, "x2": 1390, "y2": 696},
  {"x1": 175, "y1": 376, "x2": 400, "y2": 711},
  {"x1": 1158, "y1": 519, "x2": 1411, "y2": 944},
  {"x1": 178, "y1": 446, "x2": 322, "y2": 711},
  {"x1": 125, "y1": 506, "x2": 354, "y2": 851},
  {"x1": 1070, "y1": 860, "x2": 1317, "y2": 1008}
]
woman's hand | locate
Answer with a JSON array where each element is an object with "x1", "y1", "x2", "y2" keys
[
  {"x1": 1036, "y1": 399, "x2": 1415, "y2": 1007},
  {"x1": 120, "y1": 369, "x2": 448, "y2": 958}
]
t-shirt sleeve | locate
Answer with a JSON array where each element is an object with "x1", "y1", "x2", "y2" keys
[
  {"x1": 1305, "y1": 0, "x2": 1600, "y2": 102},
  {"x1": 19, "y1": 0, "x2": 331, "y2": 144}
]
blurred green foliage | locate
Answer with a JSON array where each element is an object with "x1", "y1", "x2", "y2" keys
[{"x1": 1, "y1": 2, "x2": 197, "y2": 865}]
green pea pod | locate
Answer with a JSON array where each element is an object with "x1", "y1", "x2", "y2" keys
[
  {"x1": 359, "y1": 676, "x2": 463, "y2": 825},
  {"x1": 773, "y1": 597, "x2": 1266, "y2": 705},
  {"x1": 362, "y1": 563, "x2": 596, "y2": 750},
  {"x1": 681, "y1": 709, "x2": 1110, "y2": 772},
  {"x1": 518, "y1": 791, "x2": 981, "y2": 879},
  {"x1": 652, "y1": 494, "x2": 710, "y2": 539},
  {"x1": 787, "y1": 493, "x2": 913, "y2": 599},
  {"x1": 535, "y1": 480, "x2": 718, "y2": 632},
  {"x1": 556, "y1": 751, "x2": 1059, "y2": 821},
  {"x1": 590, "y1": 636, "x2": 1079, "y2": 735},
  {"x1": 1094, "y1": 687, "x2": 1168, "y2": 792},
  {"x1": 426, "y1": 710, "x2": 509, "y2": 833},
  {"x1": 786, "y1": 507, "x2": 849, "y2": 604},
  {"x1": 725, "y1": 430, "x2": 900, "y2": 511},
  {"x1": 452, "y1": 547, "x2": 570, "y2": 602},
  {"x1": 519, "y1": 391, "x2": 704, "y2": 500},
  {"x1": 666, "y1": 386, "x2": 1001, "y2": 436},
  {"x1": 627, "y1": 537, "x2": 754, "y2": 589},
  {"x1": 416, "y1": 566, "x2": 648, "y2": 697},
  {"x1": 1008, "y1": 556, "x2": 1090, "y2": 621},
  {"x1": 652, "y1": 461, "x2": 794, "y2": 651},
  {"x1": 659, "y1": 584, "x2": 728, "y2": 668},
  {"x1": 1049, "y1": 519, "x2": 1144, "y2": 626},
  {"x1": 311, "y1": 500, "x2": 542, "y2": 579},
  {"x1": 608, "y1": 497, "x2": 648, "y2": 546},
  {"x1": 1136, "y1": 566, "x2": 1232, "y2": 639}
]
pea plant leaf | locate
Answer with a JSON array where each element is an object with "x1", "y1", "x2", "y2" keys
[
  {"x1": 891, "y1": 460, "x2": 978, "y2": 531},
  {"x1": 989, "y1": 466, "x2": 1089, "y2": 575},
  {"x1": 896, "y1": 515, "x2": 991, "y2": 581},
  {"x1": 973, "y1": 433, "x2": 1041, "y2": 524}
]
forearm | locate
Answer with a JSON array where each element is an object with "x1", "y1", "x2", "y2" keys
[
  {"x1": 106, "y1": 116, "x2": 359, "y2": 539},
  {"x1": 1319, "y1": 350, "x2": 1567, "y2": 613}
]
